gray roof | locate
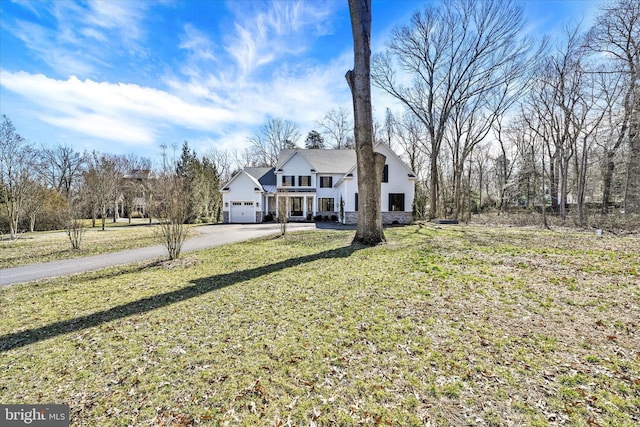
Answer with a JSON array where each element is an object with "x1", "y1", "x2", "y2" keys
[
  {"x1": 244, "y1": 167, "x2": 276, "y2": 186},
  {"x1": 276, "y1": 149, "x2": 357, "y2": 174}
]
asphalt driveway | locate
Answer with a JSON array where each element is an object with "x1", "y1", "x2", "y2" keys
[{"x1": 0, "y1": 223, "x2": 317, "y2": 287}]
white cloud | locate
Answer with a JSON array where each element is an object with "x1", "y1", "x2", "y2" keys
[
  {"x1": 179, "y1": 24, "x2": 217, "y2": 62},
  {"x1": 0, "y1": 70, "x2": 244, "y2": 145},
  {"x1": 6, "y1": 0, "x2": 150, "y2": 77},
  {"x1": 224, "y1": 0, "x2": 337, "y2": 77},
  {"x1": 3, "y1": 1, "x2": 356, "y2": 154}
]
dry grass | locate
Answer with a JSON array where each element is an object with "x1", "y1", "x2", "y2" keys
[
  {"x1": 0, "y1": 220, "x2": 200, "y2": 268},
  {"x1": 0, "y1": 224, "x2": 638, "y2": 426}
]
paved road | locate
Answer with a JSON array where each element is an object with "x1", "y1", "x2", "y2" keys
[{"x1": 0, "y1": 223, "x2": 317, "y2": 287}]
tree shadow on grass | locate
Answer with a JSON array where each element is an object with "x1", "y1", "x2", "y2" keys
[{"x1": 0, "y1": 244, "x2": 362, "y2": 353}]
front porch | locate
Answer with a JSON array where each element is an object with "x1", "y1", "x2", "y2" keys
[{"x1": 274, "y1": 193, "x2": 317, "y2": 221}]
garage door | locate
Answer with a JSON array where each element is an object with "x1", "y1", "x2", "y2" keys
[{"x1": 230, "y1": 201, "x2": 255, "y2": 223}]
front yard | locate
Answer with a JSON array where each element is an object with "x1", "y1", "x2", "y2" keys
[
  {"x1": 0, "y1": 225, "x2": 638, "y2": 425},
  {"x1": 0, "y1": 220, "x2": 198, "y2": 269}
]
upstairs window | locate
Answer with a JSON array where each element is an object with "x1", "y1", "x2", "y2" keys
[
  {"x1": 320, "y1": 176, "x2": 333, "y2": 188},
  {"x1": 382, "y1": 164, "x2": 389, "y2": 183},
  {"x1": 282, "y1": 175, "x2": 294, "y2": 187},
  {"x1": 299, "y1": 176, "x2": 311, "y2": 186}
]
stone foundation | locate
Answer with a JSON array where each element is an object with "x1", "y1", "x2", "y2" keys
[
  {"x1": 382, "y1": 211, "x2": 413, "y2": 224},
  {"x1": 344, "y1": 212, "x2": 358, "y2": 224},
  {"x1": 344, "y1": 211, "x2": 413, "y2": 225}
]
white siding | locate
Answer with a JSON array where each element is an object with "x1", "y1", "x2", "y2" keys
[
  {"x1": 277, "y1": 153, "x2": 316, "y2": 188},
  {"x1": 222, "y1": 172, "x2": 262, "y2": 223}
]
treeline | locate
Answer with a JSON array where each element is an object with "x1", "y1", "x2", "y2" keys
[
  {"x1": 2, "y1": 0, "x2": 638, "y2": 236},
  {"x1": 232, "y1": 0, "x2": 640, "y2": 229},
  {"x1": 370, "y1": 0, "x2": 639, "y2": 229},
  {"x1": 0, "y1": 118, "x2": 223, "y2": 238}
]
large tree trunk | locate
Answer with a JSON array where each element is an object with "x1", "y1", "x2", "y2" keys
[
  {"x1": 625, "y1": 91, "x2": 640, "y2": 214},
  {"x1": 601, "y1": 151, "x2": 616, "y2": 214},
  {"x1": 428, "y1": 155, "x2": 438, "y2": 219},
  {"x1": 347, "y1": 0, "x2": 385, "y2": 245}
]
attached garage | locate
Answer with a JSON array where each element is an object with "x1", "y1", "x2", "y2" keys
[{"x1": 230, "y1": 201, "x2": 256, "y2": 223}]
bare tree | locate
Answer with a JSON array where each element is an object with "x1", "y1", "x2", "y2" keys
[
  {"x1": 493, "y1": 116, "x2": 520, "y2": 212},
  {"x1": 65, "y1": 189, "x2": 85, "y2": 250},
  {"x1": 372, "y1": 0, "x2": 540, "y2": 220},
  {"x1": 0, "y1": 115, "x2": 36, "y2": 239},
  {"x1": 149, "y1": 173, "x2": 190, "y2": 260},
  {"x1": 525, "y1": 27, "x2": 591, "y2": 223},
  {"x1": 572, "y1": 69, "x2": 608, "y2": 226},
  {"x1": 83, "y1": 152, "x2": 126, "y2": 231},
  {"x1": 39, "y1": 144, "x2": 86, "y2": 199},
  {"x1": 594, "y1": 69, "x2": 629, "y2": 213},
  {"x1": 472, "y1": 144, "x2": 492, "y2": 211},
  {"x1": 249, "y1": 118, "x2": 300, "y2": 166},
  {"x1": 588, "y1": 0, "x2": 640, "y2": 215},
  {"x1": 347, "y1": 0, "x2": 386, "y2": 245},
  {"x1": 22, "y1": 180, "x2": 48, "y2": 232},
  {"x1": 521, "y1": 95, "x2": 555, "y2": 229},
  {"x1": 395, "y1": 111, "x2": 428, "y2": 178},
  {"x1": 277, "y1": 188, "x2": 288, "y2": 236},
  {"x1": 206, "y1": 147, "x2": 234, "y2": 185},
  {"x1": 318, "y1": 106, "x2": 354, "y2": 149}
]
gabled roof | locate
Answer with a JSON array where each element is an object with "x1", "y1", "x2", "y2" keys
[
  {"x1": 276, "y1": 149, "x2": 357, "y2": 174},
  {"x1": 374, "y1": 141, "x2": 417, "y2": 178},
  {"x1": 244, "y1": 167, "x2": 276, "y2": 186},
  {"x1": 221, "y1": 169, "x2": 264, "y2": 192},
  {"x1": 334, "y1": 142, "x2": 417, "y2": 187}
]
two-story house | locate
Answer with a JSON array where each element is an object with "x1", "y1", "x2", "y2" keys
[{"x1": 222, "y1": 143, "x2": 416, "y2": 224}]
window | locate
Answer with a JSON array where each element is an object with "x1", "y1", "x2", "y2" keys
[
  {"x1": 382, "y1": 164, "x2": 389, "y2": 183},
  {"x1": 389, "y1": 193, "x2": 405, "y2": 211},
  {"x1": 355, "y1": 193, "x2": 358, "y2": 212},
  {"x1": 290, "y1": 197, "x2": 303, "y2": 216},
  {"x1": 282, "y1": 175, "x2": 294, "y2": 187},
  {"x1": 320, "y1": 176, "x2": 333, "y2": 188},
  {"x1": 299, "y1": 176, "x2": 311, "y2": 186},
  {"x1": 232, "y1": 202, "x2": 243, "y2": 206},
  {"x1": 318, "y1": 198, "x2": 334, "y2": 211}
]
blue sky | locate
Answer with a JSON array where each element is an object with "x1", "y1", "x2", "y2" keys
[{"x1": 0, "y1": 0, "x2": 599, "y2": 164}]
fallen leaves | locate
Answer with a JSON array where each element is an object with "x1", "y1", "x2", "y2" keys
[{"x1": 1, "y1": 225, "x2": 639, "y2": 425}]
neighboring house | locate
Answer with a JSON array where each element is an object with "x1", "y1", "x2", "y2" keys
[
  {"x1": 113, "y1": 170, "x2": 152, "y2": 219},
  {"x1": 221, "y1": 143, "x2": 416, "y2": 224}
]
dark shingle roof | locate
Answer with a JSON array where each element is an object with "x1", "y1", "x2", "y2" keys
[
  {"x1": 276, "y1": 149, "x2": 357, "y2": 174},
  {"x1": 244, "y1": 167, "x2": 276, "y2": 186}
]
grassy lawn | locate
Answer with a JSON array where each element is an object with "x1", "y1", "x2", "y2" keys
[
  {"x1": 0, "y1": 225, "x2": 638, "y2": 426},
  {"x1": 0, "y1": 220, "x2": 199, "y2": 268}
]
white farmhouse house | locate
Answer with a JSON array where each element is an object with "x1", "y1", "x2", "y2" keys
[{"x1": 222, "y1": 143, "x2": 416, "y2": 224}]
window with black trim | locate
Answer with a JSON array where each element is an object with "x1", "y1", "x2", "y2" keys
[
  {"x1": 320, "y1": 176, "x2": 333, "y2": 188},
  {"x1": 318, "y1": 198, "x2": 334, "y2": 211},
  {"x1": 290, "y1": 197, "x2": 303, "y2": 216},
  {"x1": 355, "y1": 193, "x2": 358, "y2": 211},
  {"x1": 382, "y1": 164, "x2": 389, "y2": 183},
  {"x1": 299, "y1": 176, "x2": 311, "y2": 186},
  {"x1": 282, "y1": 175, "x2": 294, "y2": 187},
  {"x1": 389, "y1": 193, "x2": 405, "y2": 211}
]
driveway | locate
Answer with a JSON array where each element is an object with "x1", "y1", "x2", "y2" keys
[{"x1": 0, "y1": 223, "x2": 317, "y2": 287}]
